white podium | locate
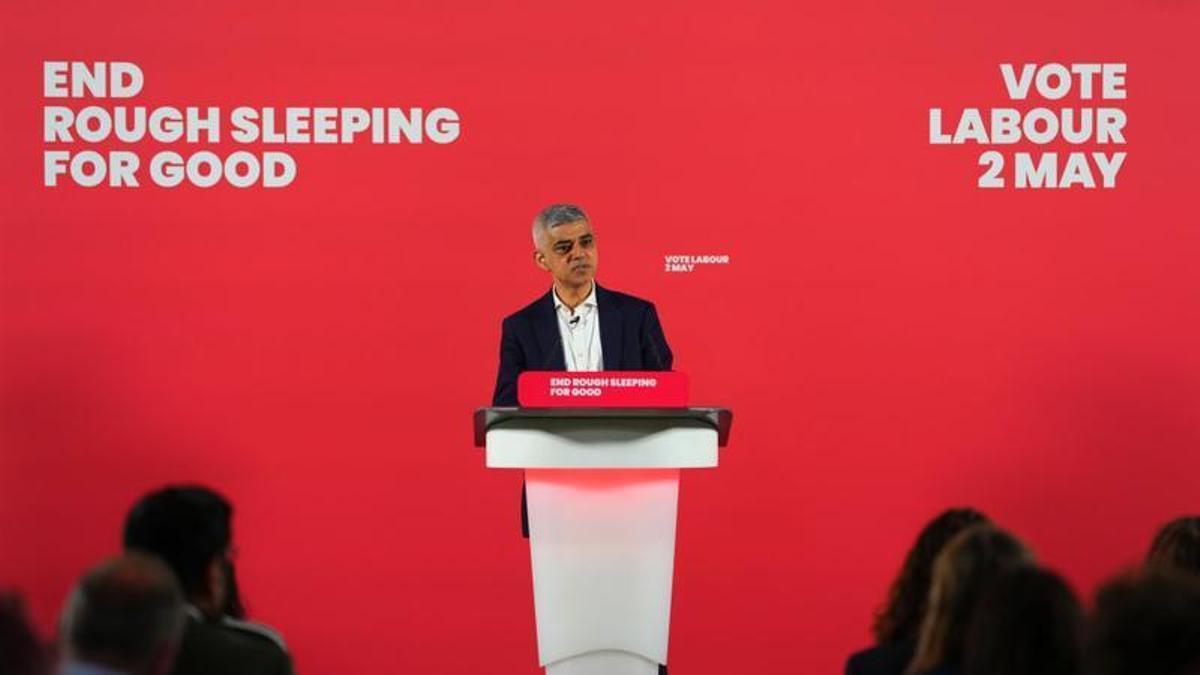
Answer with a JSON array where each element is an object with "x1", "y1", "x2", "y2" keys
[{"x1": 475, "y1": 408, "x2": 732, "y2": 675}]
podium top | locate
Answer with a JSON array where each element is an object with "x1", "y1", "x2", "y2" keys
[{"x1": 474, "y1": 407, "x2": 732, "y2": 448}]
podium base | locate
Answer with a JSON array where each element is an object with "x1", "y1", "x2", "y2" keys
[
  {"x1": 527, "y1": 469, "x2": 677, "y2": 667},
  {"x1": 546, "y1": 650, "x2": 658, "y2": 675}
]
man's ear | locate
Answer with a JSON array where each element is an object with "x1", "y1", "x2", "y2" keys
[{"x1": 533, "y1": 249, "x2": 550, "y2": 272}]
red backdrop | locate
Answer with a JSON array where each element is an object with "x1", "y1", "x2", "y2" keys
[{"x1": 3, "y1": 1, "x2": 1199, "y2": 672}]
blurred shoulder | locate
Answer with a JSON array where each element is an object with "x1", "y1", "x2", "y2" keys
[
  {"x1": 218, "y1": 616, "x2": 288, "y2": 653},
  {"x1": 175, "y1": 616, "x2": 291, "y2": 675},
  {"x1": 844, "y1": 641, "x2": 915, "y2": 675}
]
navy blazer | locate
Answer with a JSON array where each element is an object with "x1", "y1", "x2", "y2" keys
[{"x1": 492, "y1": 284, "x2": 674, "y2": 406}]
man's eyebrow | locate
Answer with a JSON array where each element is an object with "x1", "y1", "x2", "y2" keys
[{"x1": 551, "y1": 230, "x2": 595, "y2": 247}]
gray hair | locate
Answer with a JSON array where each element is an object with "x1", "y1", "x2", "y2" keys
[
  {"x1": 61, "y1": 553, "x2": 186, "y2": 670},
  {"x1": 532, "y1": 203, "x2": 589, "y2": 247}
]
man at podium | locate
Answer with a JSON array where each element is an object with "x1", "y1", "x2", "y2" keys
[
  {"x1": 492, "y1": 203, "x2": 676, "y2": 540},
  {"x1": 492, "y1": 203, "x2": 674, "y2": 407}
]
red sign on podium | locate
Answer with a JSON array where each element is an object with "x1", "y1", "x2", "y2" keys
[{"x1": 517, "y1": 371, "x2": 689, "y2": 407}]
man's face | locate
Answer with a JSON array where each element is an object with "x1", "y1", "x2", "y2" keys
[{"x1": 535, "y1": 219, "x2": 598, "y2": 289}]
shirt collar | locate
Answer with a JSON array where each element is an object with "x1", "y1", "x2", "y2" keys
[{"x1": 552, "y1": 281, "x2": 598, "y2": 314}]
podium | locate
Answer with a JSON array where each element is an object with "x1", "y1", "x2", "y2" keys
[{"x1": 475, "y1": 407, "x2": 732, "y2": 675}]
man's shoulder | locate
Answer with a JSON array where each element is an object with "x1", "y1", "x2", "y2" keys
[
  {"x1": 175, "y1": 616, "x2": 290, "y2": 674},
  {"x1": 503, "y1": 291, "x2": 552, "y2": 326},
  {"x1": 597, "y1": 285, "x2": 655, "y2": 313},
  {"x1": 501, "y1": 285, "x2": 656, "y2": 326},
  {"x1": 845, "y1": 641, "x2": 915, "y2": 675},
  {"x1": 217, "y1": 616, "x2": 289, "y2": 652}
]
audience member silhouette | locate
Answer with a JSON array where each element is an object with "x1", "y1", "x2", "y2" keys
[
  {"x1": 58, "y1": 554, "x2": 185, "y2": 675},
  {"x1": 845, "y1": 508, "x2": 989, "y2": 675},
  {"x1": 1086, "y1": 569, "x2": 1200, "y2": 675},
  {"x1": 906, "y1": 524, "x2": 1034, "y2": 675},
  {"x1": 1146, "y1": 516, "x2": 1200, "y2": 580},
  {"x1": 0, "y1": 591, "x2": 49, "y2": 675},
  {"x1": 25, "y1": 498, "x2": 1200, "y2": 675},
  {"x1": 123, "y1": 485, "x2": 292, "y2": 675},
  {"x1": 962, "y1": 566, "x2": 1083, "y2": 675}
]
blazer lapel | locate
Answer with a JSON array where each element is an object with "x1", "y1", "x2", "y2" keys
[
  {"x1": 533, "y1": 290, "x2": 566, "y2": 370},
  {"x1": 596, "y1": 283, "x2": 624, "y2": 369}
]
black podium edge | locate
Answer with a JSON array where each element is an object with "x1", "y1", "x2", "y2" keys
[{"x1": 473, "y1": 407, "x2": 732, "y2": 448}]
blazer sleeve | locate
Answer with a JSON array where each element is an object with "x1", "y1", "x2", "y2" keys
[
  {"x1": 640, "y1": 302, "x2": 673, "y2": 371},
  {"x1": 492, "y1": 316, "x2": 524, "y2": 406}
]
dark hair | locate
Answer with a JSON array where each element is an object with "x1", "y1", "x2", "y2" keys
[
  {"x1": 222, "y1": 558, "x2": 247, "y2": 619},
  {"x1": 123, "y1": 485, "x2": 233, "y2": 598},
  {"x1": 964, "y1": 566, "x2": 1083, "y2": 675},
  {"x1": 1147, "y1": 516, "x2": 1200, "y2": 579},
  {"x1": 1086, "y1": 570, "x2": 1200, "y2": 675},
  {"x1": 873, "y1": 508, "x2": 990, "y2": 644},
  {"x1": 0, "y1": 592, "x2": 48, "y2": 675},
  {"x1": 908, "y1": 524, "x2": 1035, "y2": 674},
  {"x1": 61, "y1": 554, "x2": 184, "y2": 669}
]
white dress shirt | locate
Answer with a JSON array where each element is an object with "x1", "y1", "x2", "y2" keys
[{"x1": 553, "y1": 282, "x2": 604, "y2": 371}]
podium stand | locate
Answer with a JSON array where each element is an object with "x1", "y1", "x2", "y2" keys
[{"x1": 475, "y1": 408, "x2": 732, "y2": 675}]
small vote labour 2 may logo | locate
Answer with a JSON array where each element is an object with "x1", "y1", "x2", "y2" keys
[{"x1": 664, "y1": 254, "x2": 730, "y2": 273}]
